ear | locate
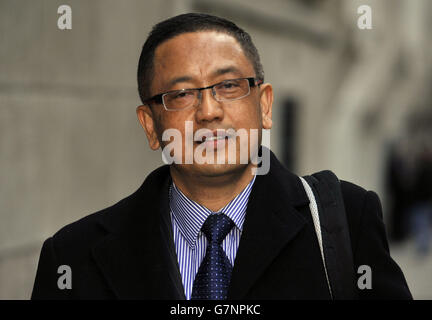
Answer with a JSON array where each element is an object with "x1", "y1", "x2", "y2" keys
[
  {"x1": 259, "y1": 83, "x2": 273, "y2": 129},
  {"x1": 136, "y1": 105, "x2": 161, "y2": 150}
]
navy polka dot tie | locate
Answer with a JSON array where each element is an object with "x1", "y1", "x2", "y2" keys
[{"x1": 191, "y1": 213, "x2": 235, "y2": 300}]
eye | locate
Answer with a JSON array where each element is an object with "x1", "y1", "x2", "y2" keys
[
  {"x1": 221, "y1": 81, "x2": 240, "y2": 89},
  {"x1": 216, "y1": 81, "x2": 242, "y2": 94},
  {"x1": 172, "y1": 91, "x2": 195, "y2": 99}
]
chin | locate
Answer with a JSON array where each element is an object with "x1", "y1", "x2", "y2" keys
[
  {"x1": 176, "y1": 162, "x2": 249, "y2": 179},
  {"x1": 201, "y1": 162, "x2": 248, "y2": 177}
]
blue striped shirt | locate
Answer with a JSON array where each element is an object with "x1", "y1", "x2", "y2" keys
[{"x1": 169, "y1": 175, "x2": 256, "y2": 300}]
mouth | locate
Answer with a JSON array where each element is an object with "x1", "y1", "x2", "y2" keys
[
  {"x1": 199, "y1": 135, "x2": 228, "y2": 143},
  {"x1": 195, "y1": 130, "x2": 232, "y2": 146}
]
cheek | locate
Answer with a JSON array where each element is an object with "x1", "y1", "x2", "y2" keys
[
  {"x1": 234, "y1": 103, "x2": 262, "y2": 130},
  {"x1": 152, "y1": 112, "x2": 165, "y2": 140},
  {"x1": 156, "y1": 112, "x2": 190, "y2": 145}
]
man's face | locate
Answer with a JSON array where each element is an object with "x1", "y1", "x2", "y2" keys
[{"x1": 137, "y1": 31, "x2": 273, "y2": 178}]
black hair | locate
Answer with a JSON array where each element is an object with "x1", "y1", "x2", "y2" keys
[{"x1": 137, "y1": 13, "x2": 264, "y2": 103}]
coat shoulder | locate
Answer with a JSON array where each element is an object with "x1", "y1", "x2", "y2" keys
[
  {"x1": 47, "y1": 164, "x2": 171, "y2": 257},
  {"x1": 340, "y1": 180, "x2": 369, "y2": 207},
  {"x1": 339, "y1": 180, "x2": 383, "y2": 253},
  {"x1": 50, "y1": 197, "x2": 127, "y2": 256}
]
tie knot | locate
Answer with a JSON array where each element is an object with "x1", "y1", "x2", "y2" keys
[{"x1": 201, "y1": 213, "x2": 234, "y2": 244}]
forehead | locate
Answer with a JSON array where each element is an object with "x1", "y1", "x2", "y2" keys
[{"x1": 151, "y1": 31, "x2": 255, "y2": 91}]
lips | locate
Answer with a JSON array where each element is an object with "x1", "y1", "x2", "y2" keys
[
  {"x1": 196, "y1": 130, "x2": 232, "y2": 144},
  {"x1": 202, "y1": 135, "x2": 226, "y2": 142}
]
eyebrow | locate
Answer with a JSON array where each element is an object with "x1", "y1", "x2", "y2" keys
[
  {"x1": 168, "y1": 76, "x2": 194, "y2": 87},
  {"x1": 167, "y1": 66, "x2": 243, "y2": 88},
  {"x1": 212, "y1": 66, "x2": 243, "y2": 77}
]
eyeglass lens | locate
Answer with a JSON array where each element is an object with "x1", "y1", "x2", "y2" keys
[{"x1": 163, "y1": 78, "x2": 251, "y2": 110}]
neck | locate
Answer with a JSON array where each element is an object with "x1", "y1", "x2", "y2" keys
[{"x1": 169, "y1": 164, "x2": 256, "y2": 212}]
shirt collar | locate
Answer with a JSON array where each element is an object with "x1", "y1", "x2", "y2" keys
[{"x1": 169, "y1": 175, "x2": 256, "y2": 249}]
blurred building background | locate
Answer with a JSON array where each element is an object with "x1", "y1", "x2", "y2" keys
[{"x1": 1, "y1": 0, "x2": 431, "y2": 299}]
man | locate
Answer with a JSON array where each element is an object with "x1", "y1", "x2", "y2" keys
[{"x1": 32, "y1": 13, "x2": 412, "y2": 300}]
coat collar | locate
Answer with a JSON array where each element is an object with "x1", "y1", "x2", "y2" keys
[{"x1": 91, "y1": 150, "x2": 310, "y2": 299}]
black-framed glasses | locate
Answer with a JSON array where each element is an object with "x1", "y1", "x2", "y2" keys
[{"x1": 144, "y1": 77, "x2": 263, "y2": 111}]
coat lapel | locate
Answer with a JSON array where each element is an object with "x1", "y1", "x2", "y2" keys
[
  {"x1": 228, "y1": 152, "x2": 310, "y2": 299},
  {"x1": 91, "y1": 165, "x2": 185, "y2": 299}
]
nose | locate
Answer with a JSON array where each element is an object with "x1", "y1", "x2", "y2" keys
[{"x1": 194, "y1": 88, "x2": 224, "y2": 124}]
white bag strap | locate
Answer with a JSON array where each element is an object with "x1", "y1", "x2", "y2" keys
[{"x1": 299, "y1": 176, "x2": 333, "y2": 299}]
